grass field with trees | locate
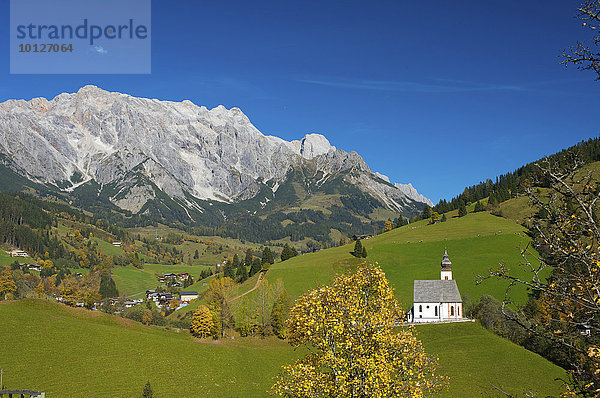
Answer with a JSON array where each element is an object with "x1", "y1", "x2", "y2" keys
[{"x1": 0, "y1": 298, "x2": 566, "y2": 397}]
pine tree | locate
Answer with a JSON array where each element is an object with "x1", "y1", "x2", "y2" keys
[
  {"x1": 458, "y1": 202, "x2": 467, "y2": 217},
  {"x1": 223, "y1": 260, "x2": 235, "y2": 279},
  {"x1": 232, "y1": 254, "x2": 240, "y2": 268},
  {"x1": 193, "y1": 249, "x2": 199, "y2": 259},
  {"x1": 99, "y1": 273, "x2": 119, "y2": 299},
  {"x1": 361, "y1": 246, "x2": 367, "y2": 258},
  {"x1": 262, "y1": 247, "x2": 275, "y2": 265},
  {"x1": 141, "y1": 381, "x2": 153, "y2": 398},
  {"x1": 281, "y1": 244, "x2": 291, "y2": 261},
  {"x1": 421, "y1": 205, "x2": 432, "y2": 220},
  {"x1": 280, "y1": 243, "x2": 298, "y2": 261},
  {"x1": 250, "y1": 257, "x2": 262, "y2": 276},
  {"x1": 244, "y1": 248, "x2": 253, "y2": 266},
  {"x1": 395, "y1": 216, "x2": 407, "y2": 228},
  {"x1": 352, "y1": 239, "x2": 363, "y2": 258},
  {"x1": 236, "y1": 264, "x2": 249, "y2": 283},
  {"x1": 474, "y1": 201, "x2": 484, "y2": 213},
  {"x1": 441, "y1": 213, "x2": 447, "y2": 222}
]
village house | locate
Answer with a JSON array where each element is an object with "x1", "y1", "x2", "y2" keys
[
  {"x1": 178, "y1": 291, "x2": 199, "y2": 302},
  {"x1": 28, "y1": 263, "x2": 42, "y2": 272},
  {"x1": 112, "y1": 241, "x2": 122, "y2": 247},
  {"x1": 408, "y1": 250, "x2": 463, "y2": 323},
  {"x1": 177, "y1": 272, "x2": 189, "y2": 281},
  {"x1": 157, "y1": 293, "x2": 174, "y2": 305},
  {"x1": 10, "y1": 250, "x2": 29, "y2": 257},
  {"x1": 123, "y1": 299, "x2": 144, "y2": 308}
]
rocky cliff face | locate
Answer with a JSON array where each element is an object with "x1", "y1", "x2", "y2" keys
[{"x1": 0, "y1": 86, "x2": 431, "y2": 218}]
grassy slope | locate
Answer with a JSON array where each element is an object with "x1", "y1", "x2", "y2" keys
[
  {"x1": 112, "y1": 263, "x2": 212, "y2": 296},
  {"x1": 0, "y1": 299, "x2": 298, "y2": 397},
  {"x1": 0, "y1": 248, "x2": 34, "y2": 266},
  {"x1": 0, "y1": 299, "x2": 565, "y2": 397},
  {"x1": 267, "y1": 212, "x2": 536, "y2": 306},
  {"x1": 91, "y1": 237, "x2": 125, "y2": 257},
  {"x1": 417, "y1": 322, "x2": 565, "y2": 396},
  {"x1": 0, "y1": 212, "x2": 567, "y2": 396},
  {"x1": 169, "y1": 272, "x2": 262, "y2": 319}
]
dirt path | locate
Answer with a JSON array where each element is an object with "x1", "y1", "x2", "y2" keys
[{"x1": 228, "y1": 272, "x2": 264, "y2": 302}]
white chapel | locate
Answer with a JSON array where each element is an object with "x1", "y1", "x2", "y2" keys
[{"x1": 408, "y1": 250, "x2": 463, "y2": 323}]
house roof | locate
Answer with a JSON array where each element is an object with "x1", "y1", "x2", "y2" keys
[
  {"x1": 179, "y1": 291, "x2": 198, "y2": 295},
  {"x1": 414, "y1": 280, "x2": 462, "y2": 303}
]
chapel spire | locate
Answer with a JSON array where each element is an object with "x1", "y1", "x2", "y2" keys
[{"x1": 441, "y1": 250, "x2": 453, "y2": 280}]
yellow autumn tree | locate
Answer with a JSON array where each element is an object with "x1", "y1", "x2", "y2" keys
[
  {"x1": 271, "y1": 263, "x2": 446, "y2": 397},
  {"x1": 190, "y1": 305, "x2": 214, "y2": 338},
  {"x1": 383, "y1": 220, "x2": 393, "y2": 232},
  {"x1": 59, "y1": 278, "x2": 82, "y2": 306},
  {"x1": 168, "y1": 298, "x2": 180, "y2": 312},
  {"x1": 206, "y1": 277, "x2": 235, "y2": 338},
  {"x1": 0, "y1": 270, "x2": 17, "y2": 300},
  {"x1": 34, "y1": 281, "x2": 45, "y2": 298}
]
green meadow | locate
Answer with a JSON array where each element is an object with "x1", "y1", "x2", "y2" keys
[
  {"x1": 112, "y1": 263, "x2": 213, "y2": 297},
  {"x1": 1, "y1": 211, "x2": 568, "y2": 397},
  {"x1": 91, "y1": 237, "x2": 125, "y2": 257},
  {"x1": 266, "y1": 212, "x2": 538, "y2": 307},
  {"x1": 417, "y1": 322, "x2": 565, "y2": 396},
  {"x1": 0, "y1": 299, "x2": 298, "y2": 397},
  {"x1": 0, "y1": 248, "x2": 35, "y2": 266},
  {"x1": 0, "y1": 299, "x2": 566, "y2": 397}
]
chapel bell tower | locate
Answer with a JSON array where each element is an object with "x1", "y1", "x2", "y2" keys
[{"x1": 441, "y1": 250, "x2": 453, "y2": 280}]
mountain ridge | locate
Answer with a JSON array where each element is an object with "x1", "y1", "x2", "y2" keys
[{"x1": 0, "y1": 85, "x2": 430, "y2": 241}]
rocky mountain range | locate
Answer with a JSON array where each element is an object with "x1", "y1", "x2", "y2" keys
[{"x1": 0, "y1": 86, "x2": 430, "y2": 242}]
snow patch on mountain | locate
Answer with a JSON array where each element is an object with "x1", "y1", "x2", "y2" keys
[
  {"x1": 394, "y1": 183, "x2": 433, "y2": 206},
  {"x1": 374, "y1": 171, "x2": 433, "y2": 206}
]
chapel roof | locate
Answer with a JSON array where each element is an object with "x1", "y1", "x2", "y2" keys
[{"x1": 413, "y1": 280, "x2": 462, "y2": 303}]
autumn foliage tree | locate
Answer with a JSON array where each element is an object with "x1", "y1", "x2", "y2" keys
[
  {"x1": 0, "y1": 269, "x2": 17, "y2": 300},
  {"x1": 270, "y1": 263, "x2": 445, "y2": 397},
  {"x1": 206, "y1": 277, "x2": 235, "y2": 338},
  {"x1": 190, "y1": 305, "x2": 214, "y2": 338},
  {"x1": 482, "y1": 155, "x2": 600, "y2": 396},
  {"x1": 383, "y1": 220, "x2": 393, "y2": 232}
]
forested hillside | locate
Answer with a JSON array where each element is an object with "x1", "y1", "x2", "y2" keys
[{"x1": 431, "y1": 137, "x2": 600, "y2": 213}]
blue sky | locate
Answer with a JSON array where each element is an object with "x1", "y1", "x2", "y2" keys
[{"x1": 1, "y1": 0, "x2": 599, "y2": 203}]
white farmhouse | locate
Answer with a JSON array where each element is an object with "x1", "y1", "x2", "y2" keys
[{"x1": 408, "y1": 250, "x2": 463, "y2": 323}]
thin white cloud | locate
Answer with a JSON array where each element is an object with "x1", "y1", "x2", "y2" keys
[
  {"x1": 296, "y1": 76, "x2": 525, "y2": 93},
  {"x1": 94, "y1": 46, "x2": 108, "y2": 55}
]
